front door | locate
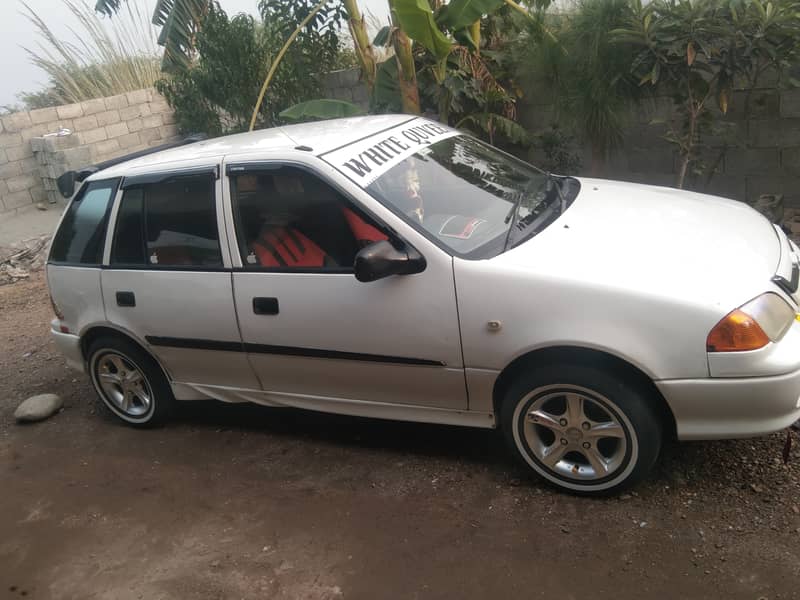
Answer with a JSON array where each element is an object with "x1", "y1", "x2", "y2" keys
[
  {"x1": 101, "y1": 167, "x2": 259, "y2": 390},
  {"x1": 226, "y1": 162, "x2": 466, "y2": 409}
]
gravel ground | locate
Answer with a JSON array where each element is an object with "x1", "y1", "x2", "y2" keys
[{"x1": 1, "y1": 274, "x2": 799, "y2": 599}]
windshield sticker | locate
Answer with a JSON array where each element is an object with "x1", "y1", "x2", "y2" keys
[{"x1": 320, "y1": 119, "x2": 459, "y2": 187}]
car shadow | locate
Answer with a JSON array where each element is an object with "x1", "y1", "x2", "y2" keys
[{"x1": 172, "y1": 399, "x2": 514, "y2": 471}]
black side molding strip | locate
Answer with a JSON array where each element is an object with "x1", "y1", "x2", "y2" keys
[
  {"x1": 145, "y1": 336, "x2": 445, "y2": 367},
  {"x1": 146, "y1": 336, "x2": 244, "y2": 353}
]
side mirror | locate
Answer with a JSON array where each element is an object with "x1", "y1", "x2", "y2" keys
[
  {"x1": 57, "y1": 171, "x2": 77, "y2": 198},
  {"x1": 354, "y1": 240, "x2": 426, "y2": 283}
]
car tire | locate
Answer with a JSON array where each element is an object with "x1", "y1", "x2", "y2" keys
[
  {"x1": 501, "y1": 363, "x2": 662, "y2": 495},
  {"x1": 87, "y1": 336, "x2": 175, "y2": 427}
]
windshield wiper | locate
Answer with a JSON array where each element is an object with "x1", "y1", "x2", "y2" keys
[{"x1": 502, "y1": 172, "x2": 558, "y2": 252}]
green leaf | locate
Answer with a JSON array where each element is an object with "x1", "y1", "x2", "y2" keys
[
  {"x1": 452, "y1": 27, "x2": 478, "y2": 51},
  {"x1": 437, "y1": 0, "x2": 504, "y2": 32},
  {"x1": 371, "y1": 59, "x2": 402, "y2": 112},
  {"x1": 279, "y1": 99, "x2": 365, "y2": 122},
  {"x1": 393, "y1": 0, "x2": 452, "y2": 61},
  {"x1": 373, "y1": 25, "x2": 392, "y2": 47},
  {"x1": 94, "y1": 0, "x2": 123, "y2": 16}
]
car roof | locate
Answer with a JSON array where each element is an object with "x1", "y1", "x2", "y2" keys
[{"x1": 89, "y1": 114, "x2": 418, "y2": 180}]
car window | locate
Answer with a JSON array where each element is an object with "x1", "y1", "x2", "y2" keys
[
  {"x1": 229, "y1": 166, "x2": 388, "y2": 271},
  {"x1": 49, "y1": 179, "x2": 119, "y2": 265},
  {"x1": 111, "y1": 173, "x2": 222, "y2": 268},
  {"x1": 365, "y1": 135, "x2": 569, "y2": 259}
]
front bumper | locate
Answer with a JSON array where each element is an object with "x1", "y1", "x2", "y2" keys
[
  {"x1": 657, "y1": 368, "x2": 800, "y2": 440},
  {"x1": 50, "y1": 326, "x2": 85, "y2": 373}
]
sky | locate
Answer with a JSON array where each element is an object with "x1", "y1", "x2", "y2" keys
[{"x1": 0, "y1": 0, "x2": 391, "y2": 107}]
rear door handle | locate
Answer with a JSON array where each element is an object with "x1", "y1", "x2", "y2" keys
[
  {"x1": 116, "y1": 291, "x2": 136, "y2": 307},
  {"x1": 253, "y1": 297, "x2": 279, "y2": 315}
]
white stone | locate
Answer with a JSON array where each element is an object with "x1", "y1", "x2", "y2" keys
[{"x1": 14, "y1": 393, "x2": 63, "y2": 423}]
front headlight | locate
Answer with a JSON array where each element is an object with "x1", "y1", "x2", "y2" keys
[{"x1": 706, "y1": 293, "x2": 796, "y2": 352}]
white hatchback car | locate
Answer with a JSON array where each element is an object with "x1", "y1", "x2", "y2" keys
[{"x1": 47, "y1": 115, "x2": 800, "y2": 494}]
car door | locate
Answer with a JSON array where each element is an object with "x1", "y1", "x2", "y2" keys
[
  {"x1": 225, "y1": 160, "x2": 467, "y2": 410},
  {"x1": 101, "y1": 165, "x2": 259, "y2": 390}
]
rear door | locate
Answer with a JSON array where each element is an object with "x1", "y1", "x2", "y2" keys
[{"x1": 101, "y1": 166, "x2": 259, "y2": 390}]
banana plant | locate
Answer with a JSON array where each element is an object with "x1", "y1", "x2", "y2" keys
[{"x1": 95, "y1": 0, "x2": 209, "y2": 72}]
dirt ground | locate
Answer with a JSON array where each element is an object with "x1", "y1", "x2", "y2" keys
[{"x1": 1, "y1": 274, "x2": 799, "y2": 600}]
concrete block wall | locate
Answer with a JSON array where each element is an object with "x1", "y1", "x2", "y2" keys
[
  {"x1": 0, "y1": 88, "x2": 178, "y2": 216},
  {"x1": 322, "y1": 69, "x2": 370, "y2": 110},
  {"x1": 520, "y1": 83, "x2": 800, "y2": 206}
]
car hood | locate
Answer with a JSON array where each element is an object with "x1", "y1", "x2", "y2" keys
[{"x1": 493, "y1": 178, "x2": 781, "y2": 309}]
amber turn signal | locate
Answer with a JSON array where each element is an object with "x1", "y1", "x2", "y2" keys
[{"x1": 706, "y1": 309, "x2": 771, "y2": 352}]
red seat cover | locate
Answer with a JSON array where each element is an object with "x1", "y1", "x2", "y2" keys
[{"x1": 252, "y1": 226, "x2": 326, "y2": 268}]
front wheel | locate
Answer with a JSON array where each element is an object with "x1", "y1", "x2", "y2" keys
[{"x1": 501, "y1": 364, "x2": 662, "y2": 495}]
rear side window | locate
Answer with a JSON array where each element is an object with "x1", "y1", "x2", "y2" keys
[
  {"x1": 111, "y1": 172, "x2": 222, "y2": 268},
  {"x1": 50, "y1": 179, "x2": 119, "y2": 265}
]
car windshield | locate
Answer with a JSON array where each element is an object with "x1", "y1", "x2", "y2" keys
[{"x1": 365, "y1": 135, "x2": 568, "y2": 259}]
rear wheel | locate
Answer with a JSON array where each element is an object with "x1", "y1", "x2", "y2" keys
[
  {"x1": 501, "y1": 364, "x2": 662, "y2": 495},
  {"x1": 87, "y1": 336, "x2": 174, "y2": 427}
]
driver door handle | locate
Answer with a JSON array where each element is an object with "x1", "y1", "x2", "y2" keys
[{"x1": 253, "y1": 297, "x2": 279, "y2": 315}]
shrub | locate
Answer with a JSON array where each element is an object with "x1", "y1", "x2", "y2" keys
[{"x1": 156, "y1": 2, "x2": 346, "y2": 135}]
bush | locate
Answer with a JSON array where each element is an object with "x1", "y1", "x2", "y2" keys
[{"x1": 156, "y1": 1, "x2": 346, "y2": 136}]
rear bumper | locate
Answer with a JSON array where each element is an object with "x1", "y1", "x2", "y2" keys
[
  {"x1": 50, "y1": 325, "x2": 85, "y2": 373},
  {"x1": 657, "y1": 368, "x2": 800, "y2": 440}
]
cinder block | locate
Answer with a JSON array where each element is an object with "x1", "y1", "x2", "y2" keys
[
  {"x1": 1, "y1": 111, "x2": 33, "y2": 133},
  {"x1": 745, "y1": 175, "x2": 800, "y2": 203},
  {"x1": 29, "y1": 186, "x2": 47, "y2": 203},
  {"x1": 781, "y1": 89, "x2": 800, "y2": 119},
  {"x1": 127, "y1": 118, "x2": 144, "y2": 132},
  {"x1": 126, "y1": 89, "x2": 150, "y2": 105},
  {"x1": 96, "y1": 109, "x2": 121, "y2": 127},
  {"x1": 56, "y1": 103, "x2": 84, "y2": 120},
  {"x1": 160, "y1": 111, "x2": 176, "y2": 125},
  {"x1": 725, "y1": 148, "x2": 780, "y2": 175},
  {"x1": 749, "y1": 119, "x2": 800, "y2": 148},
  {"x1": 78, "y1": 127, "x2": 108, "y2": 145},
  {"x1": 105, "y1": 121, "x2": 129, "y2": 138},
  {"x1": 0, "y1": 132, "x2": 24, "y2": 149},
  {"x1": 104, "y1": 93, "x2": 129, "y2": 111},
  {"x1": 139, "y1": 127, "x2": 161, "y2": 144},
  {"x1": 141, "y1": 114, "x2": 162, "y2": 129},
  {"x1": 73, "y1": 115, "x2": 99, "y2": 131},
  {"x1": 20, "y1": 123, "x2": 53, "y2": 142},
  {"x1": 59, "y1": 146, "x2": 91, "y2": 167},
  {"x1": 0, "y1": 148, "x2": 7, "y2": 164},
  {"x1": 81, "y1": 98, "x2": 107, "y2": 115},
  {"x1": 119, "y1": 104, "x2": 148, "y2": 120},
  {"x1": 44, "y1": 119, "x2": 73, "y2": 133},
  {"x1": 5, "y1": 143, "x2": 33, "y2": 162},
  {"x1": 19, "y1": 157, "x2": 38, "y2": 174},
  {"x1": 94, "y1": 138, "x2": 120, "y2": 158},
  {"x1": 29, "y1": 107, "x2": 58, "y2": 125},
  {"x1": 148, "y1": 99, "x2": 171, "y2": 114},
  {"x1": 783, "y1": 147, "x2": 800, "y2": 176},
  {"x1": 4, "y1": 189, "x2": 33, "y2": 209},
  {"x1": 117, "y1": 132, "x2": 141, "y2": 149},
  {"x1": 6, "y1": 173, "x2": 39, "y2": 193},
  {"x1": 43, "y1": 134, "x2": 79, "y2": 152},
  {"x1": 42, "y1": 177, "x2": 56, "y2": 191},
  {"x1": 158, "y1": 124, "x2": 178, "y2": 140},
  {"x1": 0, "y1": 160, "x2": 22, "y2": 178}
]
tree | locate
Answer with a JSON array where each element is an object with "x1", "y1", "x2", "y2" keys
[
  {"x1": 615, "y1": 0, "x2": 800, "y2": 189},
  {"x1": 514, "y1": 0, "x2": 642, "y2": 176},
  {"x1": 155, "y1": 4, "x2": 343, "y2": 135},
  {"x1": 95, "y1": 0, "x2": 208, "y2": 71}
]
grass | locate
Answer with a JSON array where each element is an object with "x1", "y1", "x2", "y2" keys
[{"x1": 21, "y1": 0, "x2": 161, "y2": 105}]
